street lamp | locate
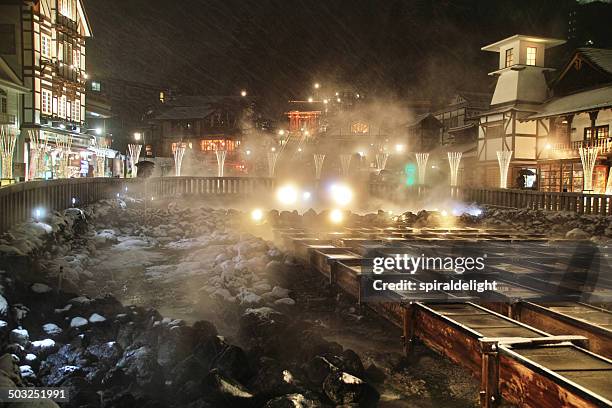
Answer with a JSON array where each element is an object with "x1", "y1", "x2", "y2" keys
[
  {"x1": 314, "y1": 83, "x2": 320, "y2": 89},
  {"x1": 134, "y1": 132, "x2": 142, "y2": 142},
  {"x1": 240, "y1": 90, "x2": 247, "y2": 97}
]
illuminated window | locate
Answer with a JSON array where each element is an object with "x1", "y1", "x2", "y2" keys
[
  {"x1": 71, "y1": 100, "x2": 80, "y2": 122},
  {"x1": 159, "y1": 91, "x2": 165, "y2": 103},
  {"x1": 73, "y1": 49, "x2": 80, "y2": 69},
  {"x1": 41, "y1": 89, "x2": 52, "y2": 115},
  {"x1": 585, "y1": 125, "x2": 609, "y2": 140},
  {"x1": 171, "y1": 142, "x2": 187, "y2": 153},
  {"x1": 351, "y1": 122, "x2": 369, "y2": 134},
  {"x1": 200, "y1": 139, "x2": 236, "y2": 151},
  {"x1": 91, "y1": 81, "x2": 101, "y2": 92},
  {"x1": 59, "y1": 0, "x2": 76, "y2": 20},
  {"x1": 505, "y1": 48, "x2": 514, "y2": 67},
  {"x1": 41, "y1": 35, "x2": 51, "y2": 59},
  {"x1": 526, "y1": 47, "x2": 536, "y2": 66},
  {"x1": 58, "y1": 95, "x2": 66, "y2": 118}
]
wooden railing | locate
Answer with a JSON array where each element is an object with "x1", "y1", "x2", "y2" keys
[{"x1": 463, "y1": 188, "x2": 612, "y2": 216}]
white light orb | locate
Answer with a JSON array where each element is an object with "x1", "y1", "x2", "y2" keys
[
  {"x1": 330, "y1": 184, "x2": 353, "y2": 206},
  {"x1": 276, "y1": 185, "x2": 298, "y2": 205},
  {"x1": 251, "y1": 208, "x2": 264, "y2": 222},
  {"x1": 330, "y1": 209, "x2": 344, "y2": 224}
]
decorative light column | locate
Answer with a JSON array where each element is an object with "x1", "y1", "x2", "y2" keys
[
  {"x1": 27, "y1": 129, "x2": 47, "y2": 180},
  {"x1": 0, "y1": 125, "x2": 17, "y2": 179},
  {"x1": 128, "y1": 143, "x2": 142, "y2": 177},
  {"x1": 447, "y1": 152, "x2": 462, "y2": 187},
  {"x1": 56, "y1": 135, "x2": 73, "y2": 178},
  {"x1": 496, "y1": 150, "x2": 513, "y2": 189},
  {"x1": 215, "y1": 149, "x2": 227, "y2": 177},
  {"x1": 174, "y1": 144, "x2": 186, "y2": 176},
  {"x1": 314, "y1": 153, "x2": 326, "y2": 180},
  {"x1": 267, "y1": 151, "x2": 279, "y2": 177},
  {"x1": 93, "y1": 137, "x2": 108, "y2": 177},
  {"x1": 340, "y1": 154, "x2": 352, "y2": 177},
  {"x1": 376, "y1": 152, "x2": 389, "y2": 172},
  {"x1": 415, "y1": 153, "x2": 429, "y2": 185},
  {"x1": 579, "y1": 146, "x2": 600, "y2": 192}
]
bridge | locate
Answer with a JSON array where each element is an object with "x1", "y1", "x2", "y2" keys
[{"x1": 2, "y1": 176, "x2": 612, "y2": 234}]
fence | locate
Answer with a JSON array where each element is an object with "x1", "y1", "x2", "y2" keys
[
  {"x1": 2, "y1": 177, "x2": 611, "y2": 234},
  {"x1": 0, "y1": 177, "x2": 276, "y2": 234},
  {"x1": 463, "y1": 188, "x2": 612, "y2": 216}
]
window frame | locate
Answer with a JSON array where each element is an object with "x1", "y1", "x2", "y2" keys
[
  {"x1": 41, "y1": 89, "x2": 52, "y2": 115},
  {"x1": 505, "y1": 48, "x2": 514, "y2": 68},
  {"x1": 526, "y1": 47, "x2": 537, "y2": 66}
]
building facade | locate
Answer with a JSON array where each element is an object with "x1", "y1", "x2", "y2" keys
[
  {"x1": 0, "y1": 0, "x2": 102, "y2": 180},
  {"x1": 477, "y1": 34, "x2": 612, "y2": 192},
  {"x1": 476, "y1": 35, "x2": 567, "y2": 188},
  {"x1": 151, "y1": 95, "x2": 254, "y2": 176},
  {"x1": 526, "y1": 48, "x2": 612, "y2": 193}
]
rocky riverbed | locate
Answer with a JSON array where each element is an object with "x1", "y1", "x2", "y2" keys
[{"x1": 0, "y1": 197, "x2": 608, "y2": 407}]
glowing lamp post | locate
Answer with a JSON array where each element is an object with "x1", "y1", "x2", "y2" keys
[
  {"x1": 127, "y1": 144, "x2": 142, "y2": 178},
  {"x1": 0, "y1": 125, "x2": 17, "y2": 180},
  {"x1": 415, "y1": 153, "x2": 429, "y2": 186},
  {"x1": 496, "y1": 150, "x2": 513, "y2": 189},
  {"x1": 376, "y1": 152, "x2": 389, "y2": 172},
  {"x1": 579, "y1": 146, "x2": 599, "y2": 193},
  {"x1": 267, "y1": 150, "x2": 279, "y2": 177},
  {"x1": 174, "y1": 144, "x2": 186, "y2": 176},
  {"x1": 314, "y1": 154, "x2": 326, "y2": 180},
  {"x1": 340, "y1": 154, "x2": 352, "y2": 177},
  {"x1": 215, "y1": 149, "x2": 227, "y2": 177}
]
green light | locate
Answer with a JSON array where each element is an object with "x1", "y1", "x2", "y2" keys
[{"x1": 405, "y1": 163, "x2": 417, "y2": 186}]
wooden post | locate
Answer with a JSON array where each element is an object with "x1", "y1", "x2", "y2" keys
[{"x1": 479, "y1": 339, "x2": 500, "y2": 408}]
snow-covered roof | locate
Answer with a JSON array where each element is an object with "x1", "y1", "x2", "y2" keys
[
  {"x1": 577, "y1": 48, "x2": 612, "y2": 75},
  {"x1": 526, "y1": 84, "x2": 612, "y2": 120}
]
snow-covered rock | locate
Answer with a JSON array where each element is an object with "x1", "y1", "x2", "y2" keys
[
  {"x1": 0, "y1": 295, "x2": 7, "y2": 318},
  {"x1": 274, "y1": 298, "x2": 296, "y2": 306},
  {"x1": 31, "y1": 283, "x2": 52, "y2": 294},
  {"x1": 566, "y1": 228, "x2": 590, "y2": 240},
  {"x1": 70, "y1": 317, "x2": 88, "y2": 328},
  {"x1": 89, "y1": 313, "x2": 106, "y2": 324},
  {"x1": 19, "y1": 365, "x2": 35, "y2": 379},
  {"x1": 42, "y1": 323, "x2": 63, "y2": 336},
  {"x1": 10, "y1": 328, "x2": 29, "y2": 346}
]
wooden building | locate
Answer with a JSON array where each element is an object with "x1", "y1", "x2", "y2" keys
[
  {"x1": 476, "y1": 35, "x2": 566, "y2": 188},
  {"x1": 525, "y1": 48, "x2": 612, "y2": 193},
  {"x1": 0, "y1": 0, "x2": 98, "y2": 179},
  {"x1": 151, "y1": 95, "x2": 253, "y2": 175}
]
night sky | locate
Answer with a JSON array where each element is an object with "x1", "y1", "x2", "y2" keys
[{"x1": 84, "y1": 0, "x2": 591, "y2": 115}]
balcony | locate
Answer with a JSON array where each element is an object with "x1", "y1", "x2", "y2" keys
[
  {"x1": 0, "y1": 113, "x2": 16, "y2": 125},
  {"x1": 55, "y1": 11, "x2": 78, "y2": 34},
  {"x1": 546, "y1": 138, "x2": 612, "y2": 159}
]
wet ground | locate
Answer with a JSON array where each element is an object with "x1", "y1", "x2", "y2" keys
[{"x1": 77, "y1": 225, "x2": 480, "y2": 408}]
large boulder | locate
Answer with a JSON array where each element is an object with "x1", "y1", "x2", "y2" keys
[
  {"x1": 322, "y1": 370, "x2": 378, "y2": 406},
  {"x1": 115, "y1": 345, "x2": 163, "y2": 392}
]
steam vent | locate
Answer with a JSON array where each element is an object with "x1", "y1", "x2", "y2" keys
[{"x1": 0, "y1": 0, "x2": 612, "y2": 407}]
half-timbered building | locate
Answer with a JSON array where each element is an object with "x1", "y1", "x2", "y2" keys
[{"x1": 0, "y1": 0, "x2": 95, "y2": 179}]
